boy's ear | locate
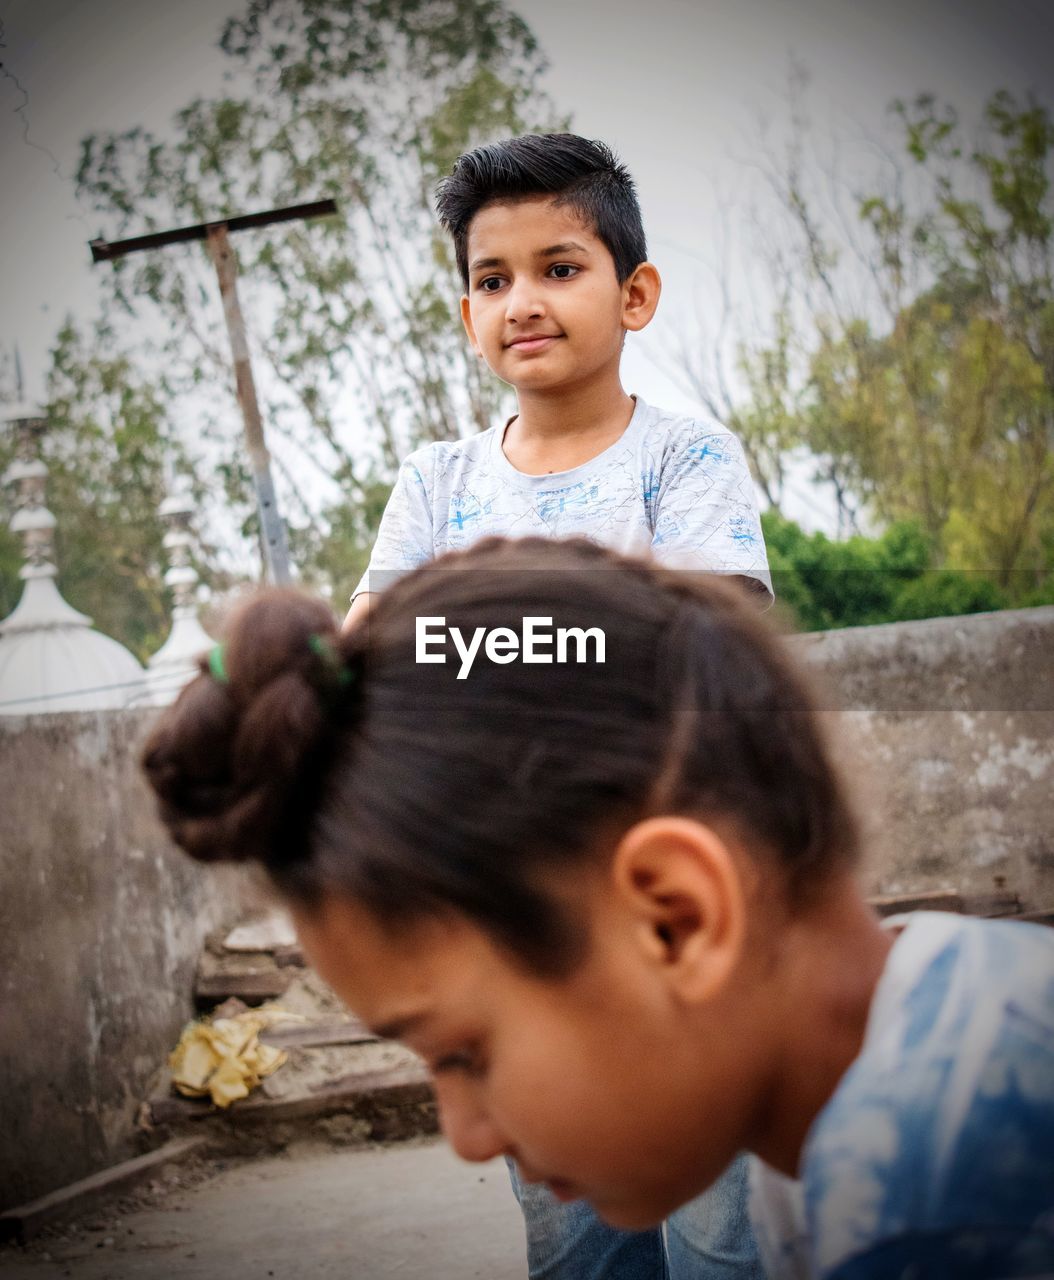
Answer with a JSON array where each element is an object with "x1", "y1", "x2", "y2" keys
[
  {"x1": 621, "y1": 262, "x2": 661, "y2": 334},
  {"x1": 460, "y1": 295, "x2": 483, "y2": 357},
  {"x1": 610, "y1": 816, "x2": 745, "y2": 1003}
]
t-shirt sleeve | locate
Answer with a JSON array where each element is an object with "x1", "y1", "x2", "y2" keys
[
  {"x1": 823, "y1": 1229, "x2": 1054, "y2": 1280},
  {"x1": 651, "y1": 426, "x2": 773, "y2": 602},
  {"x1": 351, "y1": 451, "x2": 435, "y2": 600}
]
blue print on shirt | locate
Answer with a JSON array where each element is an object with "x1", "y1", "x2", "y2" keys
[
  {"x1": 642, "y1": 469, "x2": 659, "y2": 523},
  {"x1": 688, "y1": 442, "x2": 727, "y2": 465},
  {"x1": 536, "y1": 483, "x2": 599, "y2": 524},
  {"x1": 728, "y1": 514, "x2": 759, "y2": 547},
  {"x1": 447, "y1": 494, "x2": 492, "y2": 534}
]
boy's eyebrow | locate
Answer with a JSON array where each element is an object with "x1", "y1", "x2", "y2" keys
[
  {"x1": 468, "y1": 242, "x2": 591, "y2": 273},
  {"x1": 538, "y1": 241, "x2": 590, "y2": 257}
]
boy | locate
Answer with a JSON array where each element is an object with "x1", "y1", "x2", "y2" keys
[
  {"x1": 345, "y1": 133, "x2": 769, "y2": 629},
  {"x1": 344, "y1": 133, "x2": 769, "y2": 1278}
]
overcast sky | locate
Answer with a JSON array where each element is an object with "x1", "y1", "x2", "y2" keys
[{"x1": 2, "y1": 0, "x2": 1052, "y2": 526}]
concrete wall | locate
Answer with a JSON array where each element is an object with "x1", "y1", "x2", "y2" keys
[
  {"x1": 0, "y1": 709, "x2": 248, "y2": 1210},
  {"x1": 0, "y1": 607, "x2": 1050, "y2": 1209},
  {"x1": 797, "y1": 606, "x2": 1054, "y2": 908}
]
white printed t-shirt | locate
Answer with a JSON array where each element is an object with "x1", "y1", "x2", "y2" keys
[{"x1": 352, "y1": 396, "x2": 771, "y2": 600}]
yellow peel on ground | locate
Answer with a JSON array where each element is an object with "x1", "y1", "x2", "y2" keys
[{"x1": 169, "y1": 1010, "x2": 291, "y2": 1108}]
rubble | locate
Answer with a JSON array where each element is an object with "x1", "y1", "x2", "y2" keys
[{"x1": 141, "y1": 916, "x2": 438, "y2": 1150}]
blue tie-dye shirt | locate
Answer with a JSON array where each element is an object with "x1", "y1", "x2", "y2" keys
[
  {"x1": 750, "y1": 912, "x2": 1054, "y2": 1278},
  {"x1": 353, "y1": 396, "x2": 771, "y2": 600}
]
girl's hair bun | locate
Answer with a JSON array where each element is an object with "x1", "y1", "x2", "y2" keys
[{"x1": 141, "y1": 588, "x2": 356, "y2": 869}]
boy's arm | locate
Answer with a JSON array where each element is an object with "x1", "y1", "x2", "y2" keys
[
  {"x1": 652, "y1": 426, "x2": 773, "y2": 605},
  {"x1": 345, "y1": 452, "x2": 435, "y2": 629},
  {"x1": 342, "y1": 591, "x2": 373, "y2": 635}
]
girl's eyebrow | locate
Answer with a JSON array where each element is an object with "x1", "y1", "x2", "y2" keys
[{"x1": 371, "y1": 1009, "x2": 433, "y2": 1041}]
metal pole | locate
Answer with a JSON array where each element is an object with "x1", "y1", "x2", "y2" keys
[{"x1": 205, "y1": 223, "x2": 292, "y2": 585}]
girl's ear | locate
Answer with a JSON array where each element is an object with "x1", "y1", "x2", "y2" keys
[
  {"x1": 621, "y1": 262, "x2": 661, "y2": 333},
  {"x1": 610, "y1": 817, "x2": 746, "y2": 1004}
]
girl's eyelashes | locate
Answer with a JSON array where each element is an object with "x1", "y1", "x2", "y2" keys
[{"x1": 431, "y1": 1045, "x2": 486, "y2": 1077}]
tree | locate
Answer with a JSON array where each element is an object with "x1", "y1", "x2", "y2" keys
[
  {"x1": 838, "y1": 92, "x2": 1053, "y2": 589},
  {"x1": 763, "y1": 511, "x2": 1009, "y2": 632},
  {"x1": 678, "y1": 88, "x2": 1054, "y2": 602},
  {"x1": 0, "y1": 321, "x2": 209, "y2": 660},
  {"x1": 76, "y1": 0, "x2": 565, "y2": 590}
]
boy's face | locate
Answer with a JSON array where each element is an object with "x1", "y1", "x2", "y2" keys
[
  {"x1": 294, "y1": 872, "x2": 756, "y2": 1230},
  {"x1": 459, "y1": 197, "x2": 659, "y2": 396}
]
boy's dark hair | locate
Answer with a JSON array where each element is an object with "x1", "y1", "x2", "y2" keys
[
  {"x1": 143, "y1": 538, "x2": 860, "y2": 979},
  {"x1": 435, "y1": 133, "x2": 648, "y2": 289}
]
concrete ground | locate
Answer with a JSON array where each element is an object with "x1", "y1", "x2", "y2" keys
[{"x1": 0, "y1": 1140, "x2": 527, "y2": 1280}]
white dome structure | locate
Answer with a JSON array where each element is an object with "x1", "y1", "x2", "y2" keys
[
  {"x1": 143, "y1": 491, "x2": 214, "y2": 706},
  {"x1": 0, "y1": 405, "x2": 146, "y2": 716}
]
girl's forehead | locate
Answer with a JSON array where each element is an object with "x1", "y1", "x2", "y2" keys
[{"x1": 293, "y1": 896, "x2": 503, "y2": 1021}]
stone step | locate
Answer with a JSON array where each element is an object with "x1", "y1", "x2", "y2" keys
[
  {"x1": 193, "y1": 946, "x2": 306, "y2": 1006},
  {"x1": 143, "y1": 1062, "x2": 437, "y2": 1150}
]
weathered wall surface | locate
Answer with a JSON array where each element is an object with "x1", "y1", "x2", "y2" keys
[
  {"x1": 797, "y1": 606, "x2": 1054, "y2": 907},
  {"x1": 0, "y1": 709, "x2": 249, "y2": 1210},
  {"x1": 0, "y1": 608, "x2": 1050, "y2": 1209}
]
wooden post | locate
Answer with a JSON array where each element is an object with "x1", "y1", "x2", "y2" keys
[
  {"x1": 205, "y1": 223, "x2": 291, "y2": 584},
  {"x1": 90, "y1": 199, "x2": 338, "y2": 585}
]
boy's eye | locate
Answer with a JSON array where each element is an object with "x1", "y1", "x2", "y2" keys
[
  {"x1": 478, "y1": 276, "x2": 504, "y2": 293},
  {"x1": 548, "y1": 263, "x2": 579, "y2": 280}
]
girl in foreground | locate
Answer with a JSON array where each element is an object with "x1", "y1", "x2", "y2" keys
[{"x1": 143, "y1": 536, "x2": 1054, "y2": 1278}]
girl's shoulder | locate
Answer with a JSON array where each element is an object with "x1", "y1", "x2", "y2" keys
[{"x1": 802, "y1": 913, "x2": 1054, "y2": 1276}]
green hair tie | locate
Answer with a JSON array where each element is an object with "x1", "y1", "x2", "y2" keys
[
  {"x1": 207, "y1": 636, "x2": 351, "y2": 691},
  {"x1": 208, "y1": 644, "x2": 229, "y2": 684},
  {"x1": 308, "y1": 632, "x2": 354, "y2": 689}
]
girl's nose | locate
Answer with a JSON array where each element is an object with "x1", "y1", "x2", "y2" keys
[{"x1": 436, "y1": 1084, "x2": 507, "y2": 1164}]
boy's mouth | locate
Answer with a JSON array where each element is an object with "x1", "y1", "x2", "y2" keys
[{"x1": 505, "y1": 333, "x2": 563, "y2": 353}]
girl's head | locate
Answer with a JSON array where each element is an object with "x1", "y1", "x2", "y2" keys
[{"x1": 143, "y1": 536, "x2": 860, "y2": 1224}]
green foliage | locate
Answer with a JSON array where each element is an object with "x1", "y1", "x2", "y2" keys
[
  {"x1": 0, "y1": 353, "x2": 24, "y2": 617},
  {"x1": 0, "y1": 519, "x2": 20, "y2": 621},
  {"x1": 725, "y1": 306, "x2": 804, "y2": 508},
  {"x1": 0, "y1": 322, "x2": 209, "y2": 661},
  {"x1": 714, "y1": 90, "x2": 1054, "y2": 605},
  {"x1": 761, "y1": 510, "x2": 1048, "y2": 632},
  {"x1": 290, "y1": 473, "x2": 394, "y2": 606}
]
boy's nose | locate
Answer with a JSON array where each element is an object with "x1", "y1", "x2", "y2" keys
[
  {"x1": 504, "y1": 279, "x2": 544, "y2": 323},
  {"x1": 436, "y1": 1085, "x2": 508, "y2": 1164}
]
